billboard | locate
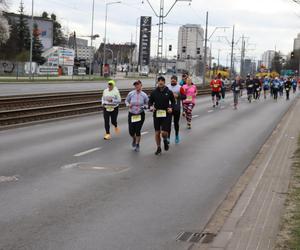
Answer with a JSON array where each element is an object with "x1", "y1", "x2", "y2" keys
[{"x1": 138, "y1": 16, "x2": 152, "y2": 66}]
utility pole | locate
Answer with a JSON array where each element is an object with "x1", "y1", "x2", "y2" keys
[
  {"x1": 143, "y1": 0, "x2": 192, "y2": 75},
  {"x1": 230, "y1": 25, "x2": 235, "y2": 81},
  {"x1": 203, "y1": 11, "x2": 208, "y2": 85},
  {"x1": 240, "y1": 35, "x2": 245, "y2": 78},
  {"x1": 89, "y1": 0, "x2": 95, "y2": 79},
  {"x1": 29, "y1": 0, "x2": 34, "y2": 80}
]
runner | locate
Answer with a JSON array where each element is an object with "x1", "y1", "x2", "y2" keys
[
  {"x1": 246, "y1": 74, "x2": 254, "y2": 103},
  {"x1": 167, "y1": 75, "x2": 186, "y2": 144},
  {"x1": 101, "y1": 80, "x2": 121, "y2": 140},
  {"x1": 182, "y1": 77, "x2": 197, "y2": 129},
  {"x1": 149, "y1": 76, "x2": 175, "y2": 155},
  {"x1": 221, "y1": 76, "x2": 226, "y2": 101},
  {"x1": 231, "y1": 75, "x2": 243, "y2": 109},
  {"x1": 284, "y1": 77, "x2": 292, "y2": 101},
  {"x1": 179, "y1": 71, "x2": 189, "y2": 86},
  {"x1": 292, "y1": 77, "x2": 297, "y2": 94},
  {"x1": 125, "y1": 80, "x2": 149, "y2": 152},
  {"x1": 210, "y1": 75, "x2": 222, "y2": 108},
  {"x1": 263, "y1": 76, "x2": 270, "y2": 99},
  {"x1": 272, "y1": 77, "x2": 280, "y2": 101}
]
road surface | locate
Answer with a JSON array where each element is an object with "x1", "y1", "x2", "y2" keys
[{"x1": 0, "y1": 92, "x2": 297, "y2": 250}]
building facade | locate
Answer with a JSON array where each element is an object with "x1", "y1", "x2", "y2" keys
[
  {"x1": 4, "y1": 12, "x2": 53, "y2": 50},
  {"x1": 294, "y1": 33, "x2": 300, "y2": 51},
  {"x1": 177, "y1": 24, "x2": 204, "y2": 60},
  {"x1": 261, "y1": 50, "x2": 275, "y2": 69}
]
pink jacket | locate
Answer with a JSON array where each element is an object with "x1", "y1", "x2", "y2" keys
[{"x1": 182, "y1": 84, "x2": 197, "y2": 104}]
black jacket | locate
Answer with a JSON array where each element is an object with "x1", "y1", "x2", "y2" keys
[
  {"x1": 149, "y1": 86, "x2": 176, "y2": 112},
  {"x1": 284, "y1": 80, "x2": 292, "y2": 90},
  {"x1": 231, "y1": 80, "x2": 243, "y2": 93}
]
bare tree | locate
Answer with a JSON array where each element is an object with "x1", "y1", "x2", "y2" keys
[{"x1": 0, "y1": 0, "x2": 10, "y2": 45}]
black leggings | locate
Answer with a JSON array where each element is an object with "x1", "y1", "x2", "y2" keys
[
  {"x1": 128, "y1": 112, "x2": 145, "y2": 137},
  {"x1": 104, "y1": 107, "x2": 119, "y2": 134},
  {"x1": 169, "y1": 110, "x2": 180, "y2": 137}
]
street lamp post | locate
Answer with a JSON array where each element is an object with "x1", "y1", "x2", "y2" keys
[
  {"x1": 103, "y1": 1, "x2": 121, "y2": 76},
  {"x1": 29, "y1": 0, "x2": 34, "y2": 80},
  {"x1": 89, "y1": 0, "x2": 95, "y2": 79}
]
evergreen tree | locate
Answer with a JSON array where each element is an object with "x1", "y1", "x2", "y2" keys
[
  {"x1": 271, "y1": 52, "x2": 283, "y2": 73},
  {"x1": 32, "y1": 23, "x2": 45, "y2": 65},
  {"x1": 51, "y1": 13, "x2": 67, "y2": 46},
  {"x1": 17, "y1": 1, "x2": 30, "y2": 53}
]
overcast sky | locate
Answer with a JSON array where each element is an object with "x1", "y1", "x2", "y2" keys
[{"x1": 7, "y1": 0, "x2": 300, "y2": 65}]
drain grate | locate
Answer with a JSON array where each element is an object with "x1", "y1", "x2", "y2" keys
[
  {"x1": 201, "y1": 233, "x2": 216, "y2": 244},
  {"x1": 176, "y1": 232, "x2": 205, "y2": 243}
]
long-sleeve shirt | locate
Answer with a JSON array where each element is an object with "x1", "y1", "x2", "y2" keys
[
  {"x1": 125, "y1": 90, "x2": 149, "y2": 114},
  {"x1": 148, "y1": 86, "x2": 175, "y2": 115},
  {"x1": 101, "y1": 87, "x2": 121, "y2": 107},
  {"x1": 167, "y1": 84, "x2": 186, "y2": 111},
  {"x1": 182, "y1": 84, "x2": 197, "y2": 105}
]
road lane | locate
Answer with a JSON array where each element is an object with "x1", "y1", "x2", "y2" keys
[{"x1": 0, "y1": 93, "x2": 297, "y2": 250}]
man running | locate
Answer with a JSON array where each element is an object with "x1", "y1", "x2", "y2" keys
[
  {"x1": 263, "y1": 77, "x2": 270, "y2": 99},
  {"x1": 125, "y1": 80, "x2": 149, "y2": 152},
  {"x1": 149, "y1": 76, "x2": 175, "y2": 155},
  {"x1": 246, "y1": 74, "x2": 254, "y2": 103},
  {"x1": 253, "y1": 76, "x2": 261, "y2": 100},
  {"x1": 167, "y1": 75, "x2": 186, "y2": 144},
  {"x1": 284, "y1": 78, "x2": 292, "y2": 101},
  {"x1": 231, "y1": 75, "x2": 243, "y2": 109},
  {"x1": 210, "y1": 75, "x2": 222, "y2": 108}
]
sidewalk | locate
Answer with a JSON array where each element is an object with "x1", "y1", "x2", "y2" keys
[{"x1": 197, "y1": 96, "x2": 300, "y2": 250}]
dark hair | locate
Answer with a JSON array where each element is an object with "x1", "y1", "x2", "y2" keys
[
  {"x1": 133, "y1": 80, "x2": 142, "y2": 85},
  {"x1": 157, "y1": 76, "x2": 166, "y2": 82},
  {"x1": 171, "y1": 75, "x2": 178, "y2": 81}
]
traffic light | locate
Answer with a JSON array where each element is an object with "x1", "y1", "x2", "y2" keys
[
  {"x1": 197, "y1": 48, "x2": 201, "y2": 55},
  {"x1": 182, "y1": 46, "x2": 186, "y2": 53},
  {"x1": 199, "y1": 55, "x2": 202, "y2": 60},
  {"x1": 291, "y1": 51, "x2": 295, "y2": 59},
  {"x1": 169, "y1": 45, "x2": 172, "y2": 51}
]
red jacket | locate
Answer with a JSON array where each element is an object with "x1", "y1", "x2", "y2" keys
[{"x1": 210, "y1": 79, "x2": 222, "y2": 92}]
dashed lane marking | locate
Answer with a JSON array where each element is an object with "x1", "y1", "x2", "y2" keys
[
  {"x1": 192, "y1": 115, "x2": 199, "y2": 118},
  {"x1": 141, "y1": 131, "x2": 149, "y2": 135},
  {"x1": 0, "y1": 176, "x2": 19, "y2": 183},
  {"x1": 208, "y1": 110, "x2": 214, "y2": 113},
  {"x1": 74, "y1": 147, "x2": 102, "y2": 157}
]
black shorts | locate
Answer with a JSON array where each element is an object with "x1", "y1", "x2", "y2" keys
[
  {"x1": 153, "y1": 115, "x2": 172, "y2": 132},
  {"x1": 211, "y1": 91, "x2": 220, "y2": 98}
]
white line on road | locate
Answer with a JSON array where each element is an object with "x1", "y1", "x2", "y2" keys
[
  {"x1": 192, "y1": 115, "x2": 199, "y2": 118},
  {"x1": 141, "y1": 131, "x2": 149, "y2": 135},
  {"x1": 74, "y1": 147, "x2": 102, "y2": 157},
  {"x1": 208, "y1": 110, "x2": 214, "y2": 113}
]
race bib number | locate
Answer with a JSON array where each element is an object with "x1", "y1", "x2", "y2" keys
[
  {"x1": 235, "y1": 87, "x2": 240, "y2": 91},
  {"x1": 249, "y1": 85, "x2": 253, "y2": 88},
  {"x1": 213, "y1": 84, "x2": 219, "y2": 88},
  {"x1": 105, "y1": 106, "x2": 115, "y2": 112},
  {"x1": 156, "y1": 110, "x2": 167, "y2": 118},
  {"x1": 187, "y1": 96, "x2": 193, "y2": 101},
  {"x1": 131, "y1": 115, "x2": 142, "y2": 123},
  {"x1": 257, "y1": 88, "x2": 260, "y2": 91},
  {"x1": 286, "y1": 88, "x2": 290, "y2": 91}
]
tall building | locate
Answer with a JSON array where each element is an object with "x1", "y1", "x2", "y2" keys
[
  {"x1": 294, "y1": 33, "x2": 300, "y2": 51},
  {"x1": 177, "y1": 24, "x2": 204, "y2": 60},
  {"x1": 261, "y1": 50, "x2": 275, "y2": 69},
  {"x1": 68, "y1": 37, "x2": 94, "y2": 61}
]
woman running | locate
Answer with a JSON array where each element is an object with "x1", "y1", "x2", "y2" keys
[
  {"x1": 125, "y1": 80, "x2": 149, "y2": 152},
  {"x1": 101, "y1": 80, "x2": 121, "y2": 140},
  {"x1": 182, "y1": 78, "x2": 197, "y2": 129}
]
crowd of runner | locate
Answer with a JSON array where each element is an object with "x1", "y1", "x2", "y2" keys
[{"x1": 101, "y1": 72, "x2": 300, "y2": 155}]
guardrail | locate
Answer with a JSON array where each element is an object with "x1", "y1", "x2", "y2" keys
[{"x1": 0, "y1": 86, "x2": 212, "y2": 129}]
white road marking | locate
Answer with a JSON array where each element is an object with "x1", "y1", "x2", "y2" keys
[
  {"x1": 192, "y1": 115, "x2": 199, "y2": 118},
  {"x1": 208, "y1": 110, "x2": 214, "y2": 113},
  {"x1": 74, "y1": 147, "x2": 102, "y2": 157},
  {"x1": 141, "y1": 131, "x2": 149, "y2": 135}
]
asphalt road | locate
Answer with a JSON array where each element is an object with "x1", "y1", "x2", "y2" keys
[
  {"x1": 0, "y1": 92, "x2": 297, "y2": 250},
  {"x1": 0, "y1": 79, "x2": 158, "y2": 96}
]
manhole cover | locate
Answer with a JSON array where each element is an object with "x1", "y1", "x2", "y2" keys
[
  {"x1": 61, "y1": 163, "x2": 129, "y2": 173},
  {"x1": 0, "y1": 176, "x2": 19, "y2": 183}
]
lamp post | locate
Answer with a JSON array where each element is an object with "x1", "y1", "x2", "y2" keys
[
  {"x1": 89, "y1": 0, "x2": 95, "y2": 79},
  {"x1": 103, "y1": 1, "x2": 122, "y2": 76},
  {"x1": 29, "y1": 0, "x2": 34, "y2": 80}
]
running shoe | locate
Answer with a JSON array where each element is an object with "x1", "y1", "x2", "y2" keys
[
  {"x1": 134, "y1": 145, "x2": 140, "y2": 152},
  {"x1": 163, "y1": 139, "x2": 169, "y2": 151},
  {"x1": 155, "y1": 147, "x2": 162, "y2": 155},
  {"x1": 175, "y1": 135, "x2": 180, "y2": 144},
  {"x1": 104, "y1": 134, "x2": 111, "y2": 140}
]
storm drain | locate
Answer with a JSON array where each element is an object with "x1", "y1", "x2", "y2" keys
[
  {"x1": 176, "y1": 232, "x2": 216, "y2": 244},
  {"x1": 0, "y1": 176, "x2": 19, "y2": 183}
]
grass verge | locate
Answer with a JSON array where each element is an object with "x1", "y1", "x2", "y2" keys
[{"x1": 276, "y1": 135, "x2": 300, "y2": 249}]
